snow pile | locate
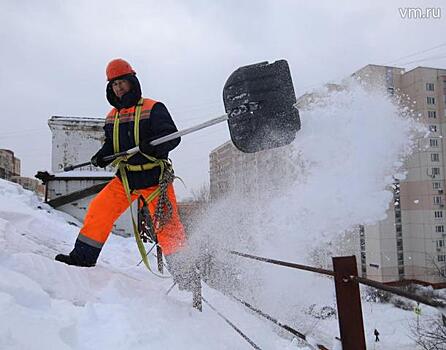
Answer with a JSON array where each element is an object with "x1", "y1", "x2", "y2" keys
[{"x1": 0, "y1": 180, "x2": 293, "y2": 349}]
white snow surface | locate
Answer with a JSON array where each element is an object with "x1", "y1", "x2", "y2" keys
[
  {"x1": 0, "y1": 179, "x2": 294, "y2": 350},
  {"x1": 0, "y1": 82, "x2": 439, "y2": 349}
]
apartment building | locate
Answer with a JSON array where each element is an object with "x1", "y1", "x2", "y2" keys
[
  {"x1": 0, "y1": 149, "x2": 45, "y2": 197},
  {"x1": 209, "y1": 140, "x2": 297, "y2": 202},
  {"x1": 209, "y1": 63, "x2": 446, "y2": 286},
  {"x1": 0, "y1": 149, "x2": 20, "y2": 180},
  {"x1": 210, "y1": 141, "x2": 256, "y2": 200},
  {"x1": 353, "y1": 64, "x2": 446, "y2": 286},
  {"x1": 11, "y1": 176, "x2": 45, "y2": 198}
]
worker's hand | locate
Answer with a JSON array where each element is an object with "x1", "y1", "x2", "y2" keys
[{"x1": 91, "y1": 152, "x2": 108, "y2": 168}]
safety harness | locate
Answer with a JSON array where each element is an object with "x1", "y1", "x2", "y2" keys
[{"x1": 111, "y1": 97, "x2": 174, "y2": 276}]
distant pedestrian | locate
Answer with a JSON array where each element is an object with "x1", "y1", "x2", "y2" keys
[{"x1": 374, "y1": 328, "x2": 380, "y2": 342}]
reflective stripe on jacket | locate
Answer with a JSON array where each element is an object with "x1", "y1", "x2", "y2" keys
[{"x1": 96, "y1": 98, "x2": 181, "y2": 190}]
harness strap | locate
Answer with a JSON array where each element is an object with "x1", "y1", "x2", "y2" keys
[
  {"x1": 117, "y1": 161, "x2": 169, "y2": 278},
  {"x1": 134, "y1": 98, "x2": 144, "y2": 146},
  {"x1": 112, "y1": 98, "x2": 170, "y2": 277},
  {"x1": 113, "y1": 97, "x2": 144, "y2": 154}
]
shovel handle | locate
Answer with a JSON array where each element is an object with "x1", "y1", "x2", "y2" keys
[
  {"x1": 101, "y1": 114, "x2": 227, "y2": 162},
  {"x1": 63, "y1": 113, "x2": 229, "y2": 172},
  {"x1": 63, "y1": 161, "x2": 93, "y2": 172},
  {"x1": 102, "y1": 146, "x2": 140, "y2": 162},
  {"x1": 150, "y1": 114, "x2": 228, "y2": 146}
]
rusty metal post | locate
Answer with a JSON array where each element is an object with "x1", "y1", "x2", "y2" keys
[
  {"x1": 332, "y1": 255, "x2": 366, "y2": 350},
  {"x1": 157, "y1": 246, "x2": 164, "y2": 273},
  {"x1": 192, "y1": 271, "x2": 202, "y2": 312}
]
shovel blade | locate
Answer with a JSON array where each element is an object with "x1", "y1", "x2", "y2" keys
[{"x1": 223, "y1": 60, "x2": 300, "y2": 153}]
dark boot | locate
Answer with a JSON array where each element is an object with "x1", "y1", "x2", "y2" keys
[{"x1": 55, "y1": 239, "x2": 101, "y2": 267}]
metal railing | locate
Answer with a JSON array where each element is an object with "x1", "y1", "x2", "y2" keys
[{"x1": 225, "y1": 251, "x2": 446, "y2": 350}]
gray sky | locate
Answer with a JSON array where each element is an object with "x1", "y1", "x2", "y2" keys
[{"x1": 1, "y1": 0, "x2": 445, "y2": 199}]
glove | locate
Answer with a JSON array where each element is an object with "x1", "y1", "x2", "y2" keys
[
  {"x1": 91, "y1": 151, "x2": 108, "y2": 168},
  {"x1": 139, "y1": 139, "x2": 157, "y2": 157}
]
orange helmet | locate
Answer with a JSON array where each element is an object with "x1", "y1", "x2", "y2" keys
[{"x1": 106, "y1": 58, "x2": 136, "y2": 81}]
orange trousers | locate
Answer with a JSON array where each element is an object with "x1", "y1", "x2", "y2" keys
[{"x1": 78, "y1": 177, "x2": 186, "y2": 255}]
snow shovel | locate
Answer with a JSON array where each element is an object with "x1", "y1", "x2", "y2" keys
[{"x1": 64, "y1": 59, "x2": 300, "y2": 172}]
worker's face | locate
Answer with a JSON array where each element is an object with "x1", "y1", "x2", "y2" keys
[{"x1": 112, "y1": 79, "x2": 131, "y2": 99}]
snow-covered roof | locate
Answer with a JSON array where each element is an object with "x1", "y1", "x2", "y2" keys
[{"x1": 48, "y1": 116, "x2": 105, "y2": 129}]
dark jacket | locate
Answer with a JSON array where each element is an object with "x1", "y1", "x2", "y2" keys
[{"x1": 94, "y1": 99, "x2": 180, "y2": 190}]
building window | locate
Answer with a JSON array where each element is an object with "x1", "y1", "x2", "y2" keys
[
  {"x1": 436, "y1": 225, "x2": 445, "y2": 233},
  {"x1": 430, "y1": 125, "x2": 438, "y2": 132},
  {"x1": 435, "y1": 210, "x2": 444, "y2": 218},
  {"x1": 427, "y1": 97, "x2": 436, "y2": 105},
  {"x1": 398, "y1": 253, "x2": 404, "y2": 264},
  {"x1": 429, "y1": 125, "x2": 438, "y2": 133},
  {"x1": 428, "y1": 111, "x2": 437, "y2": 118},
  {"x1": 437, "y1": 239, "x2": 445, "y2": 248},
  {"x1": 433, "y1": 182, "x2": 442, "y2": 190},
  {"x1": 431, "y1": 153, "x2": 440, "y2": 162},
  {"x1": 434, "y1": 196, "x2": 443, "y2": 205},
  {"x1": 432, "y1": 167, "x2": 441, "y2": 176},
  {"x1": 438, "y1": 255, "x2": 445, "y2": 262},
  {"x1": 426, "y1": 83, "x2": 435, "y2": 91},
  {"x1": 430, "y1": 139, "x2": 439, "y2": 147}
]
